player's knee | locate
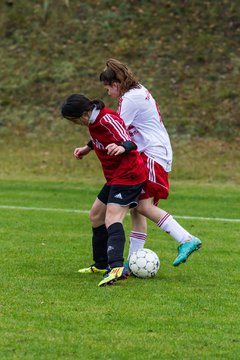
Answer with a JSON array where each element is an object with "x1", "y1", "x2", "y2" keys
[
  {"x1": 131, "y1": 207, "x2": 145, "y2": 220},
  {"x1": 136, "y1": 203, "x2": 146, "y2": 216},
  {"x1": 105, "y1": 212, "x2": 118, "y2": 229},
  {"x1": 130, "y1": 207, "x2": 138, "y2": 216},
  {"x1": 88, "y1": 210, "x2": 94, "y2": 225},
  {"x1": 89, "y1": 208, "x2": 102, "y2": 226}
]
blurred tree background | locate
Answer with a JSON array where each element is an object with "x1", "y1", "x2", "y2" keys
[{"x1": 0, "y1": 0, "x2": 239, "y2": 182}]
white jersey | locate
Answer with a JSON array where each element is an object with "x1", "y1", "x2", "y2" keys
[{"x1": 118, "y1": 85, "x2": 173, "y2": 172}]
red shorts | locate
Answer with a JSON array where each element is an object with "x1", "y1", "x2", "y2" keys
[{"x1": 139, "y1": 153, "x2": 169, "y2": 205}]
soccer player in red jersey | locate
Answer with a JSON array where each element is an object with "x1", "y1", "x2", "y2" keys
[{"x1": 61, "y1": 93, "x2": 147, "y2": 286}]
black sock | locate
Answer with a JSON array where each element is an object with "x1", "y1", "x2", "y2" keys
[
  {"x1": 92, "y1": 225, "x2": 108, "y2": 269},
  {"x1": 107, "y1": 222, "x2": 125, "y2": 268}
]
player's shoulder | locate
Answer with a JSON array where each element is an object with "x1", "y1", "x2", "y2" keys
[
  {"x1": 100, "y1": 112, "x2": 122, "y2": 126},
  {"x1": 99, "y1": 108, "x2": 120, "y2": 121},
  {"x1": 123, "y1": 84, "x2": 151, "y2": 101}
]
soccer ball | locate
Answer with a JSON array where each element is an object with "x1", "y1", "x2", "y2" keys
[{"x1": 129, "y1": 248, "x2": 160, "y2": 278}]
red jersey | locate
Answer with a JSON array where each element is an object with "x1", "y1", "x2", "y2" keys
[{"x1": 89, "y1": 107, "x2": 147, "y2": 186}]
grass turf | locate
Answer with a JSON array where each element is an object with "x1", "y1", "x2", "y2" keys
[
  {"x1": 0, "y1": 180, "x2": 239, "y2": 359},
  {"x1": 0, "y1": 1, "x2": 239, "y2": 140}
]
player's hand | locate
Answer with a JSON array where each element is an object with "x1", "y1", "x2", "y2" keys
[
  {"x1": 73, "y1": 146, "x2": 91, "y2": 159},
  {"x1": 106, "y1": 143, "x2": 125, "y2": 156}
]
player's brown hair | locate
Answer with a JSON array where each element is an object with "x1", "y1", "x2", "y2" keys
[{"x1": 99, "y1": 58, "x2": 141, "y2": 95}]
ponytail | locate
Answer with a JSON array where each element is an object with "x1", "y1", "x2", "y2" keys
[
  {"x1": 99, "y1": 58, "x2": 140, "y2": 95},
  {"x1": 92, "y1": 99, "x2": 105, "y2": 110}
]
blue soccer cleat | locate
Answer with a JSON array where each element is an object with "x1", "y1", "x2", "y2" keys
[
  {"x1": 124, "y1": 260, "x2": 130, "y2": 271},
  {"x1": 173, "y1": 237, "x2": 202, "y2": 267}
]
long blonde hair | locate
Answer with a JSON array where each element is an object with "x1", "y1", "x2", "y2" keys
[{"x1": 99, "y1": 58, "x2": 140, "y2": 95}]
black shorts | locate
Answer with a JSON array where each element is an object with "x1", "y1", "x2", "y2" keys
[{"x1": 97, "y1": 183, "x2": 144, "y2": 209}]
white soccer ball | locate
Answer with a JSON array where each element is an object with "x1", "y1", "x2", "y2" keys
[{"x1": 129, "y1": 248, "x2": 160, "y2": 278}]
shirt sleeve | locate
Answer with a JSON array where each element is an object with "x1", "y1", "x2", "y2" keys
[
  {"x1": 100, "y1": 115, "x2": 132, "y2": 143},
  {"x1": 118, "y1": 97, "x2": 138, "y2": 128}
]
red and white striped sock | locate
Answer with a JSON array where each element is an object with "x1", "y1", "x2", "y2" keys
[
  {"x1": 157, "y1": 213, "x2": 192, "y2": 244},
  {"x1": 128, "y1": 231, "x2": 147, "y2": 259}
]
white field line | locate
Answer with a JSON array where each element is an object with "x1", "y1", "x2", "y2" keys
[{"x1": 0, "y1": 205, "x2": 239, "y2": 222}]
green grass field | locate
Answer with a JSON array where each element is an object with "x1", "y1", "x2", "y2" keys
[
  {"x1": 1, "y1": 1, "x2": 239, "y2": 358},
  {"x1": 0, "y1": 179, "x2": 239, "y2": 359}
]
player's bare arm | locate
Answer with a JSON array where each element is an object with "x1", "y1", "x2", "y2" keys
[{"x1": 74, "y1": 145, "x2": 91, "y2": 159}]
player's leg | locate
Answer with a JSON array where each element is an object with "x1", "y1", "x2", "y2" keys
[
  {"x1": 137, "y1": 198, "x2": 202, "y2": 266},
  {"x1": 98, "y1": 203, "x2": 130, "y2": 286},
  {"x1": 89, "y1": 197, "x2": 106, "y2": 228},
  {"x1": 105, "y1": 203, "x2": 129, "y2": 267},
  {"x1": 139, "y1": 156, "x2": 201, "y2": 266},
  {"x1": 128, "y1": 209, "x2": 147, "y2": 258},
  {"x1": 89, "y1": 198, "x2": 109, "y2": 270},
  {"x1": 98, "y1": 183, "x2": 143, "y2": 286},
  {"x1": 78, "y1": 185, "x2": 109, "y2": 274},
  {"x1": 124, "y1": 152, "x2": 162, "y2": 264},
  {"x1": 138, "y1": 197, "x2": 193, "y2": 242}
]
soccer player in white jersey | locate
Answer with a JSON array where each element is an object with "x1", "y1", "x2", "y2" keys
[
  {"x1": 98, "y1": 59, "x2": 202, "y2": 268},
  {"x1": 77, "y1": 59, "x2": 202, "y2": 274}
]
